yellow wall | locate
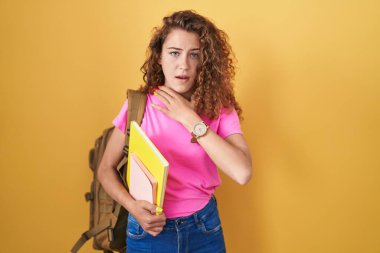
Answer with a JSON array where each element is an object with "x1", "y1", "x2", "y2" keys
[{"x1": 1, "y1": 0, "x2": 379, "y2": 252}]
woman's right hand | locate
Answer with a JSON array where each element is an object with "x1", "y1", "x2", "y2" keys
[{"x1": 129, "y1": 200, "x2": 167, "y2": 237}]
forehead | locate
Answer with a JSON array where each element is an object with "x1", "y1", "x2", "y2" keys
[{"x1": 163, "y1": 29, "x2": 200, "y2": 48}]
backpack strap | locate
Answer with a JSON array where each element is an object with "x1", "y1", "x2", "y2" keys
[
  {"x1": 123, "y1": 89, "x2": 147, "y2": 154},
  {"x1": 71, "y1": 219, "x2": 111, "y2": 253},
  {"x1": 118, "y1": 89, "x2": 147, "y2": 185},
  {"x1": 114, "y1": 89, "x2": 147, "y2": 218}
]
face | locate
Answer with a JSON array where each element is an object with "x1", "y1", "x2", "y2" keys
[{"x1": 159, "y1": 29, "x2": 201, "y2": 100}]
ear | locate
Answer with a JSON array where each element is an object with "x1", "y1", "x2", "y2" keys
[{"x1": 158, "y1": 55, "x2": 162, "y2": 65}]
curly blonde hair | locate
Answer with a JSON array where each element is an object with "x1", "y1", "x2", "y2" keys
[{"x1": 139, "y1": 10, "x2": 242, "y2": 120}]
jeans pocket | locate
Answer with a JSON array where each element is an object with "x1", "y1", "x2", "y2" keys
[
  {"x1": 197, "y1": 206, "x2": 222, "y2": 235},
  {"x1": 127, "y1": 215, "x2": 147, "y2": 240}
]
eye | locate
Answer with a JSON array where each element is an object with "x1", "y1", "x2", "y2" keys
[
  {"x1": 169, "y1": 51, "x2": 180, "y2": 57},
  {"x1": 190, "y1": 53, "x2": 200, "y2": 59}
]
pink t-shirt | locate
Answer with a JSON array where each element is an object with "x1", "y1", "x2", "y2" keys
[{"x1": 113, "y1": 93, "x2": 242, "y2": 218}]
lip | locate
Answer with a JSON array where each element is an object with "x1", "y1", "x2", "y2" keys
[{"x1": 175, "y1": 75, "x2": 189, "y2": 79}]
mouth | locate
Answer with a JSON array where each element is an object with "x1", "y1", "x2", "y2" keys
[{"x1": 175, "y1": 75, "x2": 190, "y2": 80}]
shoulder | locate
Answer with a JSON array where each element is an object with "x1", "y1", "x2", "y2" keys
[
  {"x1": 214, "y1": 106, "x2": 242, "y2": 138},
  {"x1": 219, "y1": 106, "x2": 239, "y2": 119}
]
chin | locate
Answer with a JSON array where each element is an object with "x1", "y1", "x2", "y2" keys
[{"x1": 167, "y1": 85, "x2": 191, "y2": 94}]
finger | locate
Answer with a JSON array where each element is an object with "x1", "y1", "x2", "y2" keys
[
  {"x1": 149, "y1": 226, "x2": 164, "y2": 233},
  {"x1": 154, "y1": 90, "x2": 172, "y2": 105},
  {"x1": 147, "y1": 230, "x2": 161, "y2": 237},
  {"x1": 150, "y1": 103, "x2": 170, "y2": 115},
  {"x1": 155, "y1": 89, "x2": 175, "y2": 105},
  {"x1": 159, "y1": 86, "x2": 192, "y2": 107},
  {"x1": 155, "y1": 207, "x2": 163, "y2": 215},
  {"x1": 138, "y1": 200, "x2": 159, "y2": 214},
  {"x1": 149, "y1": 206, "x2": 164, "y2": 215},
  {"x1": 158, "y1": 86, "x2": 179, "y2": 98},
  {"x1": 145, "y1": 215, "x2": 166, "y2": 225},
  {"x1": 143, "y1": 224, "x2": 165, "y2": 235},
  {"x1": 145, "y1": 221, "x2": 166, "y2": 230}
]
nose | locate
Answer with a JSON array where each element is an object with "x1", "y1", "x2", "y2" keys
[{"x1": 178, "y1": 54, "x2": 189, "y2": 70}]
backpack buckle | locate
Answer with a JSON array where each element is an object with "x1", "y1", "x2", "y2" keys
[
  {"x1": 107, "y1": 227, "x2": 114, "y2": 242},
  {"x1": 123, "y1": 145, "x2": 129, "y2": 155}
]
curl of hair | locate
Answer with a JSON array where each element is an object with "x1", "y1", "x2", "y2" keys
[{"x1": 139, "y1": 10, "x2": 242, "y2": 120}]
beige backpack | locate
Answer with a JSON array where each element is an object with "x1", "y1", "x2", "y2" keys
[{"x1": 71, "y1": 89, "x2": 147, "y2": 253}]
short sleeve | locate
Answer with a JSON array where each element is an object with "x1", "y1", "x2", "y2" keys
[
  {"x1": 217, "y1": 107, "x2": 243, "y2": 139},
  {"x1": 112, "y1": 99, "x2": 128, "y2": 133}
]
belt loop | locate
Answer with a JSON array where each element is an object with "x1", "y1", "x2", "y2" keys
[{"x1": 193, "y1": 212, "x2": 200, "y2": 224}]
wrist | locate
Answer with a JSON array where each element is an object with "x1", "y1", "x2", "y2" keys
[
  {"x1": 123, "y1": 194, "x2": 136, "y2": 212},
  {"x1": 190, "y1": 121, "x2": 209, "y2": 143},
  {"x1": 183, "y1": 114, "x2": 202, "y2": 133}
]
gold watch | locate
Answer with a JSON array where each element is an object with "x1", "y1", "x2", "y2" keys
[{"x1": 191, "y1": 121, "x2": 209, "y2": 143}]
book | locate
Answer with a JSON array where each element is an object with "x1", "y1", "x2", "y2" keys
[
  {"x1": 129, "y1": 153, "x2": 157, "y2": 204},
  {"x1": 127, "y1": 121, "x2": 169, "y2": 212}
]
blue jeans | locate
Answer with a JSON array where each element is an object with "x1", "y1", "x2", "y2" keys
[{"x1": 126, "y1": 196, "x2": 226, "y2": 253}]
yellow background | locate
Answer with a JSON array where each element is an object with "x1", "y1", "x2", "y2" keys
[{"x1": 1, "y1": 0, "x2": 379, "y2": 252}]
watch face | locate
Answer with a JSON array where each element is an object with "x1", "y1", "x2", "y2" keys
[{"x1": 194, "y1": 122, "x2": 207, "y2": 136}]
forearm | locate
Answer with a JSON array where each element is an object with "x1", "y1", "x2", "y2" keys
[
  {"x1": 183, "y1": 116, "x2": 252, "y2": 185},
  {"x1": 200, "y1": 130, "x2": 252, "y2": 184},
  {"x1": 97, "y1": 165, "x2": 135, "y2": 211}
]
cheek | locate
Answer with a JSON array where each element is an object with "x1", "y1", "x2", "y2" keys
[
  {"x1": 160, "y1": 59, "x2": 168, "y2": 70},
  {"x1": 191, "y1": 61, "x2": 200, "y2": 71},
  {"x1": 161, "y1": 62, "x2": 176, "y2": 80},
  {"x1": 161, "y1": 58, "x2": 174, "y2": 71},
  {"x1": 161, "y1": 65, "x2": 171, "y2": 77}
]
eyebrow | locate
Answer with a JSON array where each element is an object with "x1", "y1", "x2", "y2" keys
[{"x1": 167, "y1": 47, "x2": 200, "y2": 51}]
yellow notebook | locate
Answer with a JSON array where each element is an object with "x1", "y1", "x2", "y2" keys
[{"x1": 127, "y1": 121, "x2": 169, "y2": 211}]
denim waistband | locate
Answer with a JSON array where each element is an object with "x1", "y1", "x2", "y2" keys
[{"x1": 163, "y1": 195, "x2": 217, "y2": 229}]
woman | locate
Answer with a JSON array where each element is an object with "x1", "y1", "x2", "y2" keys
[{"x1": 98, "y1": 10, "x2": 252, "y2": 252}]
